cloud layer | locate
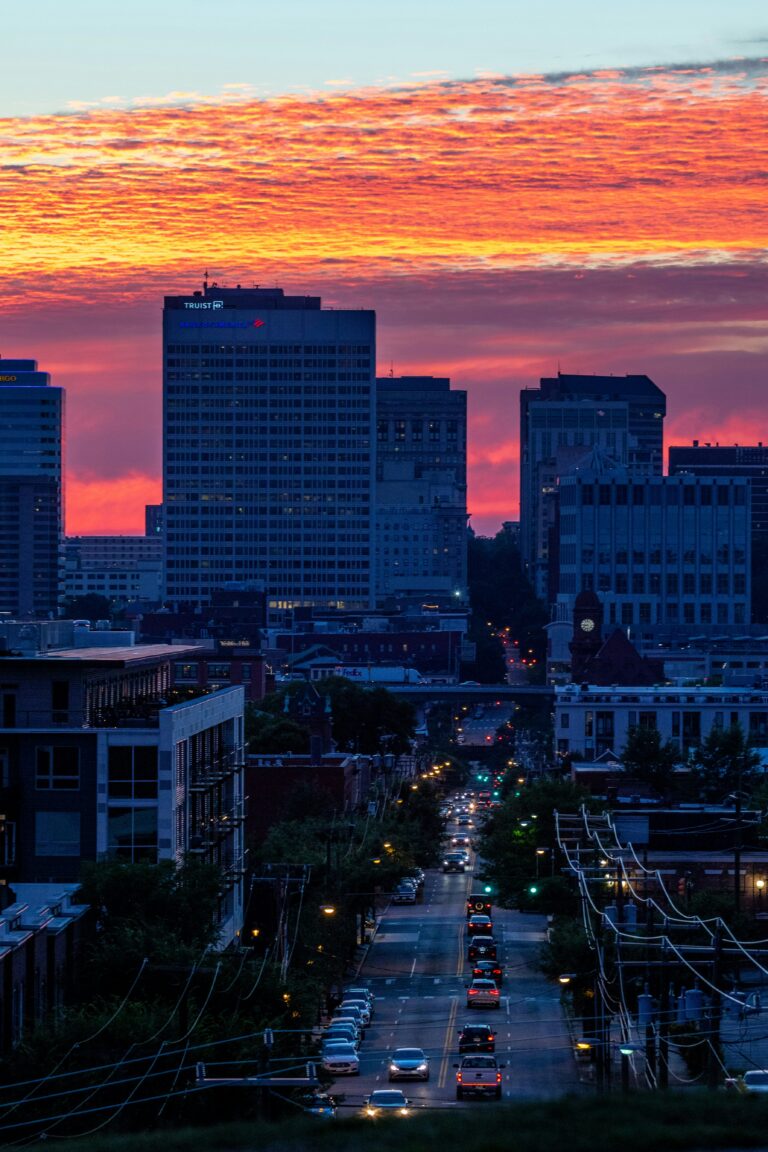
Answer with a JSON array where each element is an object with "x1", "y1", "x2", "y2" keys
[{"x1": 1, "y1": 62, "x2": 766, "y2": 534}]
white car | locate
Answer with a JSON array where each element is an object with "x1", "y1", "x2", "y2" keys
[
  {"x1": 321, "y1": 1043, "x2": 360, "y2": 1076},
  {"x1": 343, "y1": 986, "x2": 375, "y2": 1012},
  {"x1": 340, "y1": 999, "x2": 371, "y2": 1025}
]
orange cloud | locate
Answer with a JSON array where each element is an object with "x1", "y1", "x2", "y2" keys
[
  {"x1": 0, "y1": 62, "x2": 766, "y2": 312},
  {"x1": 2, "y1": 62, "x2": 768, "y2": 536}
]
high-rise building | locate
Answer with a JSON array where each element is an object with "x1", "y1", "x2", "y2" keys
[
  {"x1": 64, "y1": 535, "x2": 163, "y2": 608},
  {"x1": 145, "y1": 503, "x2": 163, "y2": 538},
  {"x1": 375, "y1": 376, "x2": 467, "y2": 603},
  {"x1": 520, "y1": 373, "x2": 666, "y2": 601},
  {"x1": 163, "y1": 284, "x2": 376, "y2": 613},
  {"x1": 669, "y1": 442, "x2": 768, "y2": 540},
  {"x1": 557, "y1": 468, "x2": 750, "y2": 635},
  {"x1": 0, "y1": 358, "x2": 63, "y2": 618}
]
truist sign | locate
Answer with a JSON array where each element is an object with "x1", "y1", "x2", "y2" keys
[{"x1": 183, "y1": 299, "x2": 224, "y2": 310}]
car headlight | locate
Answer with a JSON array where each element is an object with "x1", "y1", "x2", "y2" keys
[
  {"x1": 389, "y1": 1062, "x2": 398, "y2": 1070},
  {"x1": 417, "y1": 1063, "x2": 428, "y2": 1071}
]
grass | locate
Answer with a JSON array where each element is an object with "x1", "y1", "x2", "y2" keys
[{"x1": 40, "y1": 1092, "x2": 768, "y2": 1152}]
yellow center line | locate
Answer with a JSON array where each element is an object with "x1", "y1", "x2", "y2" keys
[{"x1": 438, "y1": 995, "x2": 459, "y2": 1089}]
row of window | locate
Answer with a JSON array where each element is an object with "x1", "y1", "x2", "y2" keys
[
  {"x1": 165, "y1": 344, "x2": 372, "y2": 354},
  {"x1": 573, "y1": 483, "x2": 746, "y2": 506}
]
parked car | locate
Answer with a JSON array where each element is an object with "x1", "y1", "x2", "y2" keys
[
  {"x1": 339, "y1": 999, "x2": 371, "y2": 1026},
  {"x1": 454, "y1": 1054, "x2": 504, "y2": 1099},
  {"x1": 343, "y1": 986, "x2": 375, "y2": 1012},
  {"x1": 725, "y1": 1069, "x2": 768, "y2": 1093},
  {"x1": 322, "y1": 1025, "x2": 359, "y2": 1049},
  {"x1": 388, "y1": 1047, "x2": 430, "y2": 1081},
  {"x1": 392, "y1": 884, "x2": 416, "y2": 904},
  {"x1": 321, "y1": 1044, "x2": 360, "y2": 1076},
  {"x1": 294, "y1": 1090, "x2": 337, "y2": 1118}
]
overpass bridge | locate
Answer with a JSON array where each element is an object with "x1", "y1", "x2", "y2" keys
[{"x1": 388, "y1": 683, "x2": 554, "y2": 707}]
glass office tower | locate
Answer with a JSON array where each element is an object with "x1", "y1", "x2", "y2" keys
[
  {"x1": 0, "y1": 359, "x2": 63, "y2": 617},
  {"x1": 163, "y1": 284, "x2": 376, "y2": 612}
]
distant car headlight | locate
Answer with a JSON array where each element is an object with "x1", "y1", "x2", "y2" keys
[
  {"x1": 389, "y1": 1062, "x2": 399, "y2": 1070},
  {"x1": 417, "y1": 1063, "x2": 428, "y2": 1071}
]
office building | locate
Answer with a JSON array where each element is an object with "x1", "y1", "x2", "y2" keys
[
  {"x1": 0, "y1": 640, "x2": 246, "y2": 944},
  {"x1": 557, "y1": 468, "x2": 750, "y2": 635},
  {"x1": 0, "y1": 358, "x2": 63, "y2": 618},
  {"x1": 375, "y1": 376, "x2": 467, "y2": 604},
  {"x1": 555, "y1": 682, "x2": 768, "y2": 760},
  {"x1": 519, "y1": 373, "x2": 666, "y2": 601},
  {"x1": 669, "y1": 443, "x2": 768, "y2": 540},
  {"x1": 163, "y1": 283, "x2": 375, "y2": 613},
  {"x1": 145, "y1": 504, "x2": 163, "y2": 538},
  {"x1": 64, "y1": 535, "x2": 163, "y2": 608}
]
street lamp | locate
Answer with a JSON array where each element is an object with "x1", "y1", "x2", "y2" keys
[{"x1": 619, "y1": 1046, "x2": 634, "y2": 1093}]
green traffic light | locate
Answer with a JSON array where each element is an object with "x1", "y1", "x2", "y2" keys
[
  {"x1": 483, "y1": 885, "x2": 492, "y2": 894},
  {"x1": 528, "y1": 885, "x2": 538, "y2": 895}
]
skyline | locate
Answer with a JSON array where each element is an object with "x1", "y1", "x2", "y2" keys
[{"x1": 2, "y1": 14, "x2": 767, "y2": 537}]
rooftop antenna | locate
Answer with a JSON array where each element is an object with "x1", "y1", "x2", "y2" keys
[
  {"x1": 389, "y1": 360, "x2": 394, "y2": 378},
  {"x1": 203, "y1": 270, "x2": 209, "y2": 292}
]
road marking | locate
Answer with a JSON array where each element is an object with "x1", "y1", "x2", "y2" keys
[
  {"x1": 455, "y1": 921, "x2": 464, "y2": 977},
  {"x1": 410, "y1": 957, "x2": 417, "y2": 977},
  {"x1": 438, "y1": 997, "x2": 459, "y2": 1089}
]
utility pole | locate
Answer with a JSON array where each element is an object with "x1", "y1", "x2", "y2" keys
[
  {"x1": 734, "y1": 790, "x2": 743, "y2": 918},
  {"x1": 706, "y1": 926, "x2": 723, "y2": 1090}
]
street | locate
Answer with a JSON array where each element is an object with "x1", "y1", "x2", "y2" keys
[{"x1": 329, "y1": 830, "x2": 585, "y2": 1113}]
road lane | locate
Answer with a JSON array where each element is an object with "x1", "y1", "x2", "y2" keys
[{"x1": 328, "y1": 822, "x2": 585, "y2": 1112}]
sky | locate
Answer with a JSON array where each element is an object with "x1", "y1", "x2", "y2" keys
[{"x1": 1, "y1": 2, "x2": 767, "y2": 536}]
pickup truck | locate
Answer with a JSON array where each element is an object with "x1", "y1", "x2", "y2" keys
[
  {"x1": 454, "y1": 1054, "x2": 504, "y2": 1099},
  {"x1": 725, "y1": 1069, "x2": 768, "y2": 1094}
]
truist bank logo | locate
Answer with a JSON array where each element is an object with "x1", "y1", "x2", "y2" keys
[
  {"x1": 184, "y1": 299, "x2": 224, "y2": 310},
  {"x1": 253, "y1": 318, "x2": 265, "y2": 328}
]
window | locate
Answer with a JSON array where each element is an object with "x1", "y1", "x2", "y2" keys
[
  {"x1": 561, "y1": 713, "x2": 570, "y2": 729},
  {"x1": 35, "y1": 811, "x2": 80, "y2": 856},
  {"x1": 174, "y1": 662, "x2": 198, "y2": 681},
  {"x1": 638, "y1": 711, "x2": 657, "y2": 730},
  {"x1": 107, "y1": 807, "x2": 158, "y2": 863},
  {"x1": 207, "y1": 663, "x2": 231, "y2": 680},
  {"x1": 35, "y1": 747, "x2": 80, "y2": 790},
  {"x1": 108, "y1": 746, "x2": 158, "y2": 799}
]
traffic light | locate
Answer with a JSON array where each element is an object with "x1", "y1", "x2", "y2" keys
[
  {"x1": 528, "y1": 884, "x2": 539, "y2": 896},
  {"x1": 483, "y1": 884, "x2": 493, "y2": 894}
]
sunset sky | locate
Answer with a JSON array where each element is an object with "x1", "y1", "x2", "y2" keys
[{"x1": 1, "y1": 3, "x2": 767, "y2": 536}]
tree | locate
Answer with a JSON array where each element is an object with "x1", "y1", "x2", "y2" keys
[
  {"x1": 620, "y1": 725, "x2": 682, "y2": 797},
  {"x1": 689, "y1": 723, "x2": 762, "y2": 802}
]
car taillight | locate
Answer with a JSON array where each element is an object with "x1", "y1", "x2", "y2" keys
[
  {"x1": 469, "y1": 989, "x2": 477, "y2": 996},
  {"x1": 457, "y1": 1073, "x2": 462, "y2": 1082},
  {"x1": 491, "y1": 989, "x2": 499, "y2": 997},
  {"x1": 496, "y1": 1072, "x2": 502, "y2": 1082}
]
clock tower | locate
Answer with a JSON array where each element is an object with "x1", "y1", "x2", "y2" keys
[{"x1": 570, "y1": 589, "x2": 604, "y2": 681}]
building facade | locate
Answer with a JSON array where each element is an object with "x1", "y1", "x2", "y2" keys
[
  {"x1": 669, "y1": 442, "x2": 768, "y2": 541},
  {"x1": 375, "y1": 376, "x2": 467, "y2": 604},
  {"x1": 557, "y1": 471, "x2": 750, "y2": 635},
  {"x1": 555, "y1": 683, "x2": 768, "y2": 760},
  {"x1": 163, "y1": 283, "x2": 376, "y2": 613},
  {"x1": 0, "y1": 643, "x2": 246, "y2": 944},
  {"x1": 64, "y1": 535, "x2": 163, "y2": 609},
  {"x1": 520, "y1": 373, "x2": 666, "y2": 601},
  {"x1": 0, "y1": 359, "x2": 63, "y2": 618}
]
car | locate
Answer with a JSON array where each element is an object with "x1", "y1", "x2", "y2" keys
[
  {"x1": 454, "y1": 1054, "x2": 504, "y2": 1099},
  {"x1": 467, "y1": 895, "x2": 493, "y2": 918},
  {"x1": 442, "y1": 853, "x2": 466, "y2": 873},
  {"x1": 339, "y1": 999, "x2": 371, "y2": 1025},
  {"x1": 321, "y1": 1043, "x2": 360, "y2": 1076},
  {"x1": 388, "y1": 1047, "x2": 430, "y2": 1081},
  {"x1": 323, "y1": 1025, "x2": 359, "y2": 1048},
  {"x1": 458, "y1": 1023, "x2": 497, "y2": 1053},
  {"x1": 330, "y1": 1014, "x2": 363, "y2": 1039},
  {"x1": 466, "y1": 978, "x2": 501, "y2": 1009},
  {"x1": 725, "y1": 1069, "x2": 768, "y2": 1094},
  {"x1": 467, "y1": 914, "x2": 494, "y2": 936},
  {"x1": 392, "y1": 884, "x2": 416, "y2": 904},
  {"x1": 457, "y1": 816, "x2": 474, "y2": 827},
  {"x1": 451, "y1": 834, "x2": 471, "y2": 847},
  {"x1": 472, "y1": 960, "x2": 503, "y2": 985},
  {"x1": 343, "y1": 986, "x2": 375, "y2": 1012},
  {"x1": 364, "y1": 1089, "x2": 411, "y2": 1117},
  {"x1": 294, "y1": 1090, "x2": 337, "y2": 1118},
  {"x1": 467, "y1": 935, "x2": 497, "y2": 961}
]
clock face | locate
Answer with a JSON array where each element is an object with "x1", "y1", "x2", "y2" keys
[{"x1": 580, "y1": 617, "x2": 596, "y2": 633}]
